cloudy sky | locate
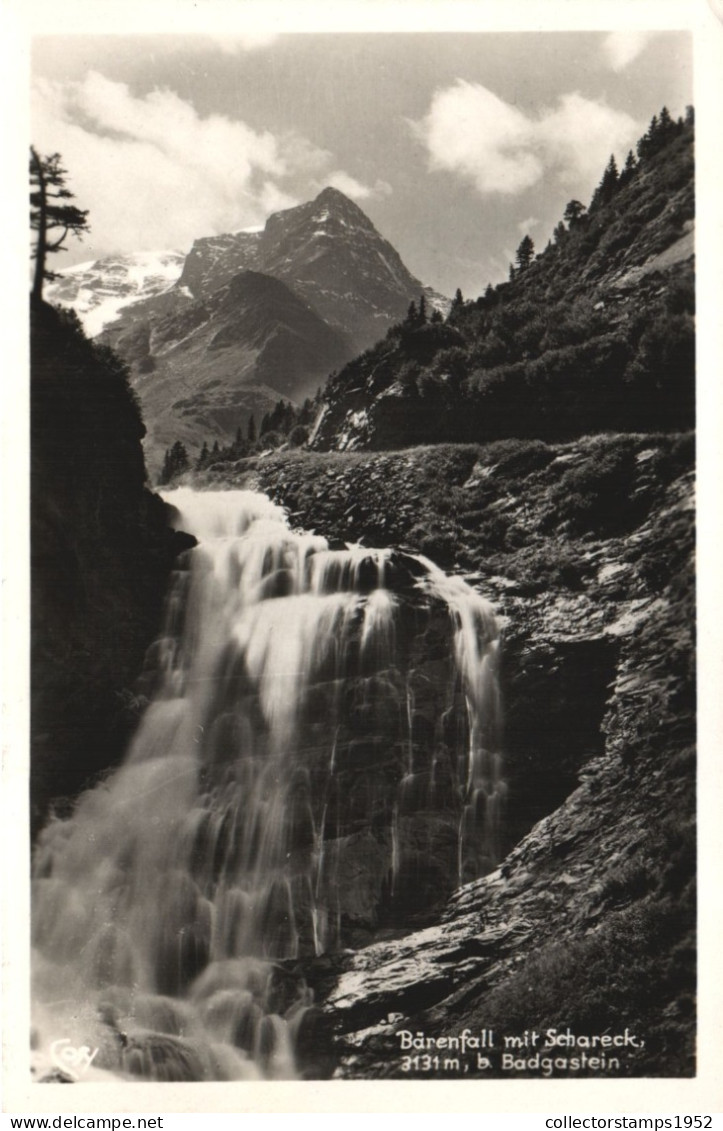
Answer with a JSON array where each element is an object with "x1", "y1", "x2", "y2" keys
[{"x1": 31, "y1": 28, "x2": 692, "y2": 296}]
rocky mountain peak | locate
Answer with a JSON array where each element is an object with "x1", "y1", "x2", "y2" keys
[
  {"x1": 266, "y1": 185, "x2": 374, "y2": 233},
  {"x1": 314, "y1": 185, "x2": 358, "y2": 207},
  {"x1": 176, "y1": 230, "x2": 263, "y2": 300},
  {"x1": 312, "y1": 185, "x2": 377, "y2": 228},
  {"x1": 260, "y1": 186, "x2": 389, "y2": 279},
  {"x1": 46, "y1": 185, "x2": 448, "y2": 471}
]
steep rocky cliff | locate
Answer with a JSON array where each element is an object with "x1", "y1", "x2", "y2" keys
[
  {"x1": 199, "y1": 432, "x2": 695, "y2": 1077},
  {"x1": 30, "y1": 300, "x2": 191, "y2": 833}
]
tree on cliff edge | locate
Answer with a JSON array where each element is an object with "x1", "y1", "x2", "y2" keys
[
  {"x1": 30, "y1": 147, "x2": 90, "y2": 303},
  {"x1": 515, "y1": 234, "x2": 535, "y2": 272}
]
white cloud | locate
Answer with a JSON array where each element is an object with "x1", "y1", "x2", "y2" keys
[
  {"x1": 328, "y1": 170, "x2": 373, "y2": 199},
  {"x1": 372, "y1": 179, "x2": 394, "y2": 198},
  {"x1": 411, "y1": 80, "x2": 639, "y2": 198},
  {"x1": 517, "y1": 216, "x2": 540, "y2": 235},
  {"x1": 257, "y1": 182, "x2": 299, "y2": 216},
  {"x1": 312, "y1": 171, "x2": 393, "y2": 202},
  {"x1": 279, "y1": 134, "x2": 333, "y2": 176},
  {"x1": 536, "y1": 92, "x2": 640, "y2": 184},
  {"x1": 411, "y1": 81, "x2": 542, "y2": 194},
  {"x1": 31, "y1": 72, "x2": 374, "y2": 258},
  {"x1": 603, "y1": 32, "x2": 654, "y2": 72}
]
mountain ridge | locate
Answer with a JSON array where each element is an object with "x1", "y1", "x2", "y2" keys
[
  {"x1": 125, "y1": 269, "x2": 351, "y2": 473},
  {"x1": 48, "y1": 186, "x2": 447, "y2": 473}
]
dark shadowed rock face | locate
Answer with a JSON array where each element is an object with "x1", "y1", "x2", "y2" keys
[
  {"x1": 101, "y1": 270, "x2": 352, "y2": 476},
  {"x1": 30, "y1": 300, "x2": 187, "y2": 834},
  {"x1": 500, "y1": 636, "x2": 620, "y2": 853}
]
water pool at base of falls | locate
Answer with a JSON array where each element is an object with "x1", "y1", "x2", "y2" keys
[{"x1": 31, "y1": 488, "x2": 503, "y2": 1081}]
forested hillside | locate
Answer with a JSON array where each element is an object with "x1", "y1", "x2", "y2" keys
[{"x1": 312, "y1": 109, "x2": 694, "y2": 451}]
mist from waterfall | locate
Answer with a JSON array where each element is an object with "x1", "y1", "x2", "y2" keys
[{"x1": 31, "y1": 487, "x2": 503, "y2": 1081}]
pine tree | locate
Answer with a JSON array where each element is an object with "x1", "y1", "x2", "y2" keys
[
  {"x1": 658, "y1": 105, "x2": 674, "y2": 142},
  {"x1": 159, "y1": 440, "x2": 190, "y2": 484},
  {"x1": 637, "y1": 114, "x2": 659, "y2": 161},
  {"x1": 300, "y1": 398, "x2": 315, "y2": 424},
  {"x1": 30, "y1": 147, "x2": 90, "y2": 303},
  {"x1": 267, "y1": 399, "x2": 294, "y2": 435},
  {"x1": 515, "y1": 235, "x2": 535, "y2": 272},
  {"x1": 174, "y1": 441, "x2": 189, "y2": 471},
  {"x1": 606, "y1": 153, "x2": 620, "y2": 192},
  {"x1": 418, "y1": 293, "x2": 427, "y2": 324},
  {"x1": 590, "y1": 155, "x2": 619, "y2": 212},
  {"x1": 196, "y1": 441, "x2": 209, "y2": 469},
  {"x1": 563, "y1": 200, "x2": 586, "y2": 227},
  {"x1": 452, "y1": 288, "x2": 464, "y2": 308},
  {"x1": 248, "y1": 415, "x2": 257, "y2": 444},
  {"x1": 619, "y1": 150, "x2": 638, "y2": 188}
]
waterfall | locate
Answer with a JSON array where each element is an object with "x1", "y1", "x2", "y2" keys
[{"x1": 31, "y1": 488, "x2": 503, "y2": 1082}]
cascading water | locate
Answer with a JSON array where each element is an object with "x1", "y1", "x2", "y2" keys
[{"x1": 31, "y1": 488, "x2": 503, "y2": 1082}]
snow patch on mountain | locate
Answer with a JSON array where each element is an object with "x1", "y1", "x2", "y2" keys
[{"x1": 46, "y1": 250, "x2": 186, "y2": 336}]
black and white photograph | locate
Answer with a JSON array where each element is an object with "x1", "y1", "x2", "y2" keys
[{"x1": 4, "y1": 0, "x2": 722, "y2": 1112}]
